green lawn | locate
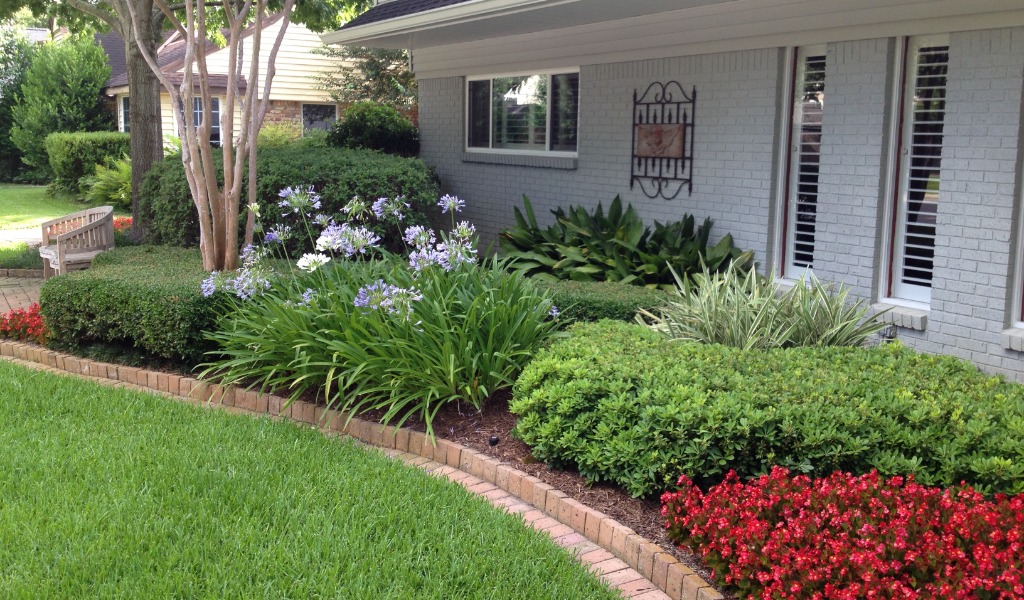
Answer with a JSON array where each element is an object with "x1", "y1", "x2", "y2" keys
[
  {"x1": 0, "y1": 361, "x2": 617, "y2": 599},
  {"x1": 0, "y1": 184, "x2": 91, "y2": 231},
  {"x1": 0, "y1": 242, "x2": 42, "y2": 269}
]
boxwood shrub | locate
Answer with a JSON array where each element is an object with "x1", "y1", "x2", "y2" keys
[
  {"x1": 44, "y1": 131, "x2": 130, "y2": 194},
  {"x1": 140, "y1": 145, "x2": 439, "y2": 249},
  {"x1": 534, "y1": 279, "x2": 672, "y2": 323},
  {"x1": 39, "y1": 246, "x2": 220, "y2": 365},
  {"x1": 511, "y1": 320, "x2": 1024, "y2": 497}
]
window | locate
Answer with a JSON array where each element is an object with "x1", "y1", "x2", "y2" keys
[
  {"x1": 120, "y1": 96, "x2": 130, "y2": 133},
  {"x1": 302, "y1": 104, "x2": 337, "y2": 134},
  {"x1": 889, "y1": 37, "x2": 948, "y2": 304},
  {"x1": 782, "y1": 46, "x2": 826, "y2": 276},
  {"x1": 190, "y1": 97, "x2": 221, "y2": 145},
  {"x1": 467, "y1": 71, "x2": 579, "y2": 154}
]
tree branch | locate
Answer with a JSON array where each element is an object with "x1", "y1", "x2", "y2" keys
[{"x1": 63, "y1": 0, "x2": 120, "y2": 31}]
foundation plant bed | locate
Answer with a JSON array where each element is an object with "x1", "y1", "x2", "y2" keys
[
  {"x1": 0, "y1": 359, "x2": 620, "y2": 599},
  {"x1": 513, "y1": 320, "x2": 1024, "y2": 599}
]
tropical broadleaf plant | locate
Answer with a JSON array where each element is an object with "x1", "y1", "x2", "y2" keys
[{"x1": 500, "y1": 195, "x2": 751, "y2": 289}]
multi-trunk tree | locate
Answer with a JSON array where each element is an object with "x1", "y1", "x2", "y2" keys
[{"x1": 126, "y1": 0, "x2": 368, "y2": 271}]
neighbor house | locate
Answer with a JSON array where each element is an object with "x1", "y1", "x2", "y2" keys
[
  {"x1": 324, "y1": 0, "x2": 1024, "y2": 380},
  {"x1": 103, "y1": 16, "x2": 345, "y2": 143}
]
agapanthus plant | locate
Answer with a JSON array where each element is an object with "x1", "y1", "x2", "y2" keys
[{"x1": 201, "y1": 192, "x2": 561, "y2": 438}]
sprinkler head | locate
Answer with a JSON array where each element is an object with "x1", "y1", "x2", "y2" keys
[{"x1": 487, "y1": 435, "x2": 500, "y2": 447}]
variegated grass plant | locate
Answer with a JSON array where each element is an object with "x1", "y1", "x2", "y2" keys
[
  {"x1": 637, "y1": 261, "x2": 888, "y2": 349},
  {"x1": 200, "y1": 192, "x2": 560, "y2": 437}
]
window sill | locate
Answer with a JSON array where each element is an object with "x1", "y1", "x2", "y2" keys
[
  {"x1": 1002, "y1": 327, "x2": 1024, "y2": 352},
  {"x1": 872, "y1": 303, "x2": 929, "y2": 331},
  {"x1": 461, "y1": 152, "x2": 577, "y2": 170}
]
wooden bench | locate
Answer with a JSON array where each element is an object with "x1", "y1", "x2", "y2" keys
[{"x1": 38, "y1": 206, "x2": 115, "y2": 280}]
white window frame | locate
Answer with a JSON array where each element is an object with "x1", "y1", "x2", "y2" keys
[
  {"x1": 465, "y1": 68, "x2": 580, "y2": 158},
  {"x1": 119, "y1": 96, "x2": 130, "y2": 133},
  {"x1": 780, "y1": 45, "x2": 827, "y2": 280},
  {"x1": 178, "y1": 96, "x2": 222, "y2": 146},
  {"x1": 881, "y1": 34, "x2": 949, "y2": 308},
  {"x1": 301, "y1": 103, "x2": 338, "y2": 136},
  {"x1": 1013, "y1": 175, "x2": 1024, "y2": 328}
]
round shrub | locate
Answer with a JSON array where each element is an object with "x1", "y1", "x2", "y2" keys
[
  {"x1": 327, "y1": 102, "x2": 419, "y2": 157},
  {"x1": 45, "y1": 132, "x2": 130, "y2": 195},
  {"x1": 139, "y1": 146, "x2": 439, "y2": 250},
  {"x1": 511, "y1": 320, "x2": 1024, "y2": 497}
]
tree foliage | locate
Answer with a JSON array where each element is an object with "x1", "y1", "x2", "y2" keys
[
  {"x1": 10, "y1": 36, "x2": 112, "y2": 178},
  {"x1": 0, "y1": 23, "x2": 35, "y2": 181},
  {"x1": 314, "y1": 45, "x2": 416, "y2": 112}
]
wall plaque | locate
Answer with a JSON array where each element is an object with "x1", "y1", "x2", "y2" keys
[{"x1": 630, "y1": 82, "x2": 696, "y2": 199}]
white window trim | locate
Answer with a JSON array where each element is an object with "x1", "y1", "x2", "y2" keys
[
  {"x1": 1013, "y1": 176, "x2": 1024, "y2": 329},
  {"x1": 880, "y1": 34, "x2": 949, "y2": 308},
  {"x1": 465, "y1": 68, "x2": 580, "y2": 158},
  {"x1": 778, "y1": 44, "x2": 827, "y2": 281},
  {"x1": 119, "y1": 95, "x2": 130, "y2": 133}
]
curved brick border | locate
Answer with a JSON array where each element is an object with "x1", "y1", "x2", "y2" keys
[{"x1": 0, "y1": 340, "x2": 722, "y2": 600}]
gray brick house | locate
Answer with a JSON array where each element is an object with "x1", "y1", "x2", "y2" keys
[{"x1": 324, "y1": 0, "x2": 1024, "y2": 380}]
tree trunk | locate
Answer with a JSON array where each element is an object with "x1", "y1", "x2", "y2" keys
[{"x1": 122, "y1": 4, "x2": 162, "y2": 240}]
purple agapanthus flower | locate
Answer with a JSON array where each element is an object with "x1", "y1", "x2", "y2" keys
[
  {"x1": 316, "y1": 223, "x2": 381, "y2": 257},
  {"x1": 201, "y1": 272, "x2": 218, "y2": 298},
  {"x1": 549, "y1": 306, "x2": 560, "y2": 318},
  {"x1": 354, "y1": 280, "x2": 422, "y2": 319},
  {"x1": 438, "y1": 194, "x2": 465, "y2": 214},
  {"x1": 403, "y1": 225, "x2": 435, "y2": 249}
]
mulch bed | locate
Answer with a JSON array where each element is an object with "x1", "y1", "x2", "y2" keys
[{"x1": 365, "y1": 392, "x2": 724, "y2": 594}]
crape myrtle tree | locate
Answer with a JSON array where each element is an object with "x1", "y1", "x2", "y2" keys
[{"x1": 126, "y1": 0, "x2": 370, "y2": 271}]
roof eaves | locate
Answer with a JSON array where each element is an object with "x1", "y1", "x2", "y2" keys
[{"x1": 321, "y1": 0, "x2": 557, "y2": 46}]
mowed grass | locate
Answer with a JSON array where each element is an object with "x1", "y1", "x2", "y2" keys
[
  {"x1": 0, "y1": 361, "x2": 618, "y2": 599},
  {"x1": 0, "y1": 184, "x2": 87, "y2": 231},
  {"x1": 0, "y1": 242, "x2": 42, "y2": 269}
]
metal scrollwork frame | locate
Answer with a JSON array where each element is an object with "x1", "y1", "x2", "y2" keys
[{"x1": 630, "y1": 81, "x2": 696, "y2": 199}]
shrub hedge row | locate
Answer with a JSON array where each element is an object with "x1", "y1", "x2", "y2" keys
[
  {"x1": 511, "y1": 320, "x2": 1024, "y2": 497},
  {"x1": 533, "y1": 279, "x2": 671, "y2": 323},
  {"x1": 140, "y1": 146, "x2": 439, "y2": 248},
  {"x1": 44, "y1": 132, "x2": 130, "y2": 194},
  {"x1": 39, "y1": 246, "x2": 221, "y2": 364}
]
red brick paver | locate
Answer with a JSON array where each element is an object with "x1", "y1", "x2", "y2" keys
[{"x1": 0, "y1": 276, "x2": 41, "y2": 314}]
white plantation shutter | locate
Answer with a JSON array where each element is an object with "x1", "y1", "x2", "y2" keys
[
  {"x1": 892, "y1": 38, "x2": 948, "y2": 303},
  {"x1": 785, "y1": 47, "x2": 826, "y2": 275}
]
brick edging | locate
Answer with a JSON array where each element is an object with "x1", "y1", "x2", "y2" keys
[
  {"x1": 0, "y1": 269, "x2": 43, "y2": 278},
  {"x1": 0, "y1": 339, "x2": 722, "y2": 600}
]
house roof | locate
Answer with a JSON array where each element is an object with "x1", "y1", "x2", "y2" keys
[
  {"x1": 94, "y1": 32, "x2": 126, "y2": 87},
  {"x1": 105, "y1": 15, "x2": 281, "y2": 91},
  {"x1": 341, "y1": 0, "x2": 474, "y2": 29}
]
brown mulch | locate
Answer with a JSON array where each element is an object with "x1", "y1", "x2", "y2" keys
[{"x1": 362, "y1": 391, "x2": 724, "y2": 594}]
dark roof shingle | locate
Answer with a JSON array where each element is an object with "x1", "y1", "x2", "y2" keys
[{"x1": 341, "y1": 0, "x2": 475, "y2": 29}]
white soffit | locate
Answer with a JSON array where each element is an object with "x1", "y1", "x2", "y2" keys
[{"x1": 322, "y1": 0, "x2": 1024, "y2": 69}]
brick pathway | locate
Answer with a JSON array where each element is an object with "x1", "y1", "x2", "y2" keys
[{"x1": 0, "y1": 277, "x2": 41, "y2": 313}]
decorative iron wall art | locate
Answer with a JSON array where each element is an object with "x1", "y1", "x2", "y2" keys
[{"x1": 630, "y1": 81, "x2": 696, "y2": 199}]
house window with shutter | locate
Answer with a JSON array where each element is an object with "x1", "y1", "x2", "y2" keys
[
  {"x1": 888, "y1": 36, "x2": 948, "y2": 305},
  {"x1": 782, "y1": 46, "x2": 826, "y2": 277}
]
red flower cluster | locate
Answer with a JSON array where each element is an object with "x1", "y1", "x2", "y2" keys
[
  {"x1": 0, "y1": 303, "x2": 48, "y2": 345},
  {"x1": 113, "y1": 216, "x2": 132, "y2": 233},
  {"x1": 662, "y1": 467, "x2": 1024, "y2": 599}
]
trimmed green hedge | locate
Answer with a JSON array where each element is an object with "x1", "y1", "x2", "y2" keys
[
  {"x1": 140, "y1": 145, "x2": 439, "y2": 248},
  {"x1": 511, "y1": 320, "x2": 1024, "y2": 498},
  {"x1": 44, "y1": 132, "x2": 130, "y2": 194},
  {"x1": 534, "y1": 279, "x2": 672, "y2": 323},
  {"x1": 327, "y1": 101, "x2": 419, "y2": 157},
  {"x1": 39, "y1": 246, "x2": 220, "y2": 364}
]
